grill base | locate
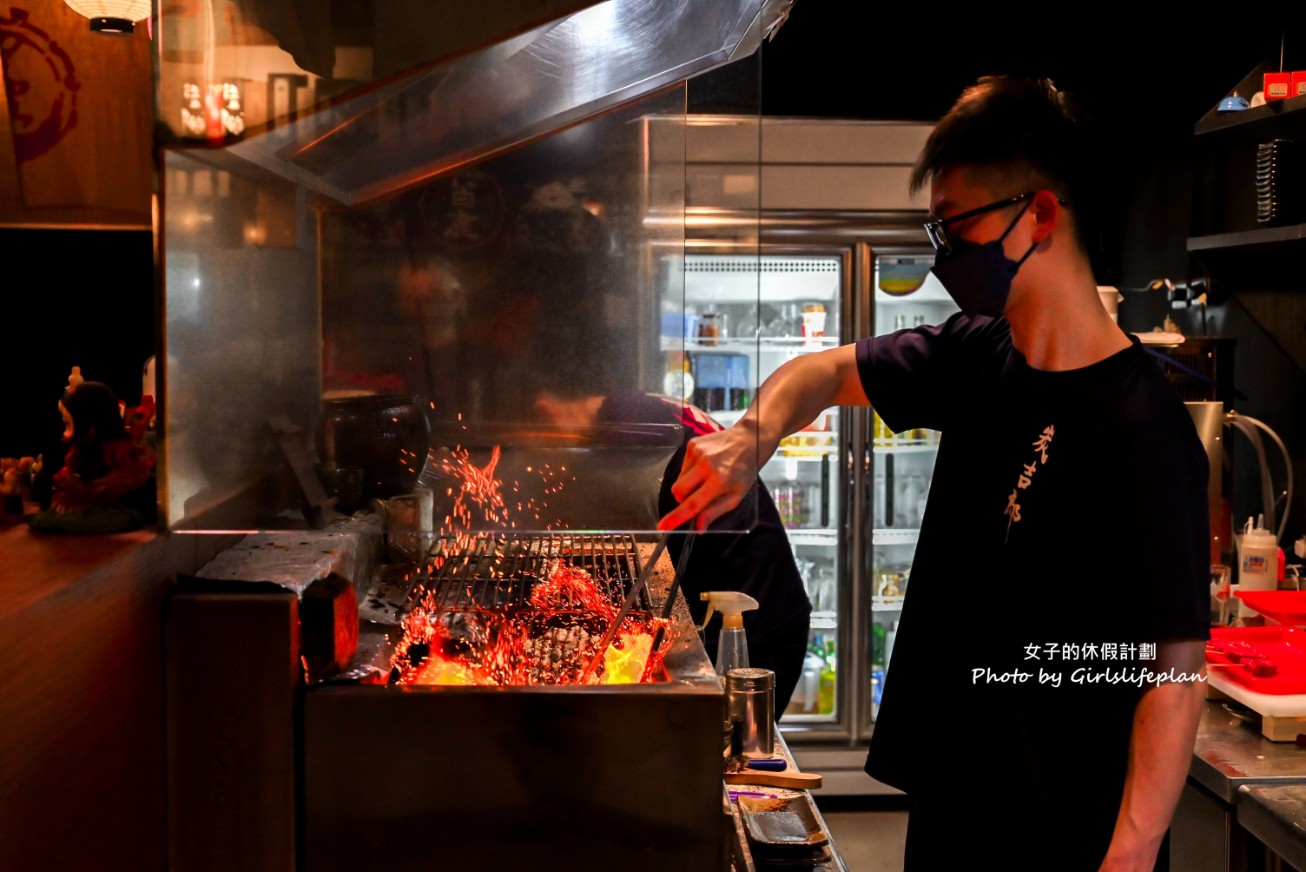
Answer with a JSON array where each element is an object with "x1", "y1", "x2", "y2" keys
[{"x1": 305, "y1": 540, "x2": 728, "y2": 872}]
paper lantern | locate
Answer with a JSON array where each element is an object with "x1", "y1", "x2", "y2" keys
[{"x1": 64, "y1": 0, "x2": 151, "y2": 34}]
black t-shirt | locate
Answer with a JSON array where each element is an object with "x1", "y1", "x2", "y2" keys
[
  {"x1": 597, "y1": 393, "x2": 812, "y2": 644},
  {"x1": 857, "y1": 314, "x2": 1210, "y2": 862}
]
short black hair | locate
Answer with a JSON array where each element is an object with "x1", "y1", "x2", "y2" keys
[{"x1": 911, "y1": 75, "x2": 1102, "y2": 259}]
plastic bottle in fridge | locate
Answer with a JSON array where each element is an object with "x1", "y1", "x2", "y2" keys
[{"x1": 817, "y1": 638, "x2": 837, "y2": 715}]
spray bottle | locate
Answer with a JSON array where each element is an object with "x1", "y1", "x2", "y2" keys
[{"x1": 700, "y1": 591, "x2": 759, "y2": 677}]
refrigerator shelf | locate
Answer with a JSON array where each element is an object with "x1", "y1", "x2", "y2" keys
[
  {"x1": 764, "y1": 453, "x2": 833, "y2": 465},
  {"x1": 874, "y1": 278, "x2": 952, "y2": 304},
  {"x1": 872, "y1": 441, "x2": 938, "y2": 454},
  {"x1": 872, "y1": 529, "x2": 919, "y2": 546},
  {"x1": 711, "y1": 410, "x2": 745, "y2": 427},
  {"x1": 811, "y1": 613, "x2": 837, "y2": 630},
  {"x1": 660, "y1": 337, "x2": 840, "y2": 353},
  {"x1": 785, "y1": 529, "x2": 839, "y2": 545},
  {"x1": 780, "y1": 712, "x2": 839, "y2": 725},
  {"x1": 871, "y1": 596, "x2": 904, "y2": 612},
  {"x1": 776, "y1": 447, "x2": 836, "y2": 459}
]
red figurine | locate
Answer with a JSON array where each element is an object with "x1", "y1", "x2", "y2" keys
[{"x1": 29, "y1": 379, "x2": 156, "y2": 532}]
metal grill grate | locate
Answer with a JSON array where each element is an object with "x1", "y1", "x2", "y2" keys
[
  {"x1": 408, "y1": 533, "x2": 650, "y2": 615},
  {"x1": 390, "y1": 533, "x2": 661, "y2": 686}
]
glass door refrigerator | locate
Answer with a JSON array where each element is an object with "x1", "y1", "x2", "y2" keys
[
  {"x1": 678, "y1": 249, "x2": 848, "y2": 735},
  {"x1": 862, "y1": 252, "x2": 958, "y2": 749},
  {"x1": 669, "y1": 243, "x2": 957, "y2": 784}
]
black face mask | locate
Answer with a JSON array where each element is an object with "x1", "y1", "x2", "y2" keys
[{"x1": 930, "y1": 201, "x2": 1038, "y2": 318}]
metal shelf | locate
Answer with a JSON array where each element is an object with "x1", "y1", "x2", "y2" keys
[
  {"x1": 872, "y1": 529, "x2": 919, "y2": 546},
  {"x1": 774, "y1": 448, "x2": 836, "y2": 460},
  {"x1": 785, "y1": 529, "x2": 839, "y2": 546},
  {"x1": 1189, "y1": 64, "x2": 1306, "y2": 257},
  {"x1": 764, "y1": 452, "x2": 834, "y2": 464},
  {"x1": 779, "y1": 711, "x2": 839, "y2": 725},
  {"x1": 810, "y1": 611, "x2": 837, "y2": 630},
  {"x1": 872, "y1": 440, "x2": 938, "y2": 453},
  {"x1": 871, "y1": 596, "x2": 904, "y2": 611},
  {"x1": 1187, "y1": 224, "x2": 1306, "y2": 254},
  {"x1": 661, "y1": 337, "x2": 840, "y2": 353},
  {"x1": 1195, "y1": 93, "x2": 1306, "y2": 138}
]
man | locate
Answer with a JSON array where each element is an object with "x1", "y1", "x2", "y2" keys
[
  {"x1": 535, "y1": 387, "x2": 812, "y2": 712},
  {"x1": 658, "y1": 76, "x2": 1210, "y2": 871}
]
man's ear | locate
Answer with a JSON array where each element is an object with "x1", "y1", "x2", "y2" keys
[{"x1": 1029, "y1": 189, "x2": 1062, "y2": 243}]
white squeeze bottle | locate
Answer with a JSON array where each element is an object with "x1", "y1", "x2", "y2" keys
[
  {"x1": 701, "y1": 591, "x2": 760, "y2": 677},
  {"x1": 1238, "y1": 514, "x2": 1278, "y2": 618}
]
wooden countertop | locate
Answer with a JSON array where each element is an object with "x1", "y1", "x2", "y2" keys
[
  {"x1": 0, "y1": 507, "x2": 232, "y2": 872},
  {"x1": 0, "y1": 508, "x2": 159, "y2": 616}
]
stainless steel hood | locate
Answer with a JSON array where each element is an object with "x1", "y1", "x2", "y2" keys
[{"x1": 164, "y1": 0, "x2": 792, "y2": 207}]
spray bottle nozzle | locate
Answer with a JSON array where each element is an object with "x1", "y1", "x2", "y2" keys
[{"x1": 700, "y1": 591, "x2": 760, "y2": 632}]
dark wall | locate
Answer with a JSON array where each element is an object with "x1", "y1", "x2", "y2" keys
[
  {"x1": 2, "y1": 228, "x2": 155, "y2": 460},
  {"x1": 756, "y1": 12, "x2": 1306, "y2": 553},
  {"x1": 759, "y1": 10, "x2": 1282, "y2": 284}
]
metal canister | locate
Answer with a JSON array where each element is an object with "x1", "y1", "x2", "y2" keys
[{"x1": 726, "y1": 667, "x2": 775, "y2": 758}]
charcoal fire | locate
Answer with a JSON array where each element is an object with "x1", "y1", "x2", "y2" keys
[{"x1": 388, "y1": 534, "x2": 669, "y2": 686}]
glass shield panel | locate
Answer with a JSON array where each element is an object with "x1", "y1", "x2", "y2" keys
[
  {"x1": 160, "y1": 148, "x2": 324, "y2": 529},
  {"x1": 320, "y1": 89, "x2": 693, "y2": 535},
  {"x1": 162, "y1": 83, "x2": 715, "y2": 534}
]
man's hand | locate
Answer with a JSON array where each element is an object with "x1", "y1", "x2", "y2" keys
[
  {"x1": 656, "y1": 344, "x2": 870, "y2": 532},
  {"x1": 657, "y1": 425, "x2": 758, "y2": 532}
]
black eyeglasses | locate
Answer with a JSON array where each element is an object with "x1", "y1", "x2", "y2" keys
[{"x1": 924, "y1": 191, "x2": 1068, "y2": 256}]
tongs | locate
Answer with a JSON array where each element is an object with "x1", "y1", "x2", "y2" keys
[
  {"x1": 651, "y1": 533, "x2": 696, "y2": 653},
  {"x1": 580, "y1": 534, "x2": 670, "y2": 683},
  {"x1": 580, "y1": 532, "x2": 697, "y2": 682}
]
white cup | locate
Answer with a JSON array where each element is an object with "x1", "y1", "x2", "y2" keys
[{"x1": 1096, "y1": 286, "x2": 1122, "y2": 322}]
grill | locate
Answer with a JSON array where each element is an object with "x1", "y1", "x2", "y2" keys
[
  {"x1": 171, "y1": 525, "x2": 728, "y2": 872},
  {"x1": 305, "y1": 533, "x2": 727, "y2": 872},
  {"x1": 411, "y1": 533, "x2": 648, "y2": 612},
  {"x1": 387, "y1": 533, "x2": 665, "y2": 687}
]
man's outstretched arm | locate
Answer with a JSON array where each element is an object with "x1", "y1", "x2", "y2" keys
[{"x1": 657, "y1": 344, "x2": 869, "y2": 531}]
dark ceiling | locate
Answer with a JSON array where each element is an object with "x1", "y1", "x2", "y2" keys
[{"x1": 757, "y1": 8, "x2": 1287, "y2": 136}]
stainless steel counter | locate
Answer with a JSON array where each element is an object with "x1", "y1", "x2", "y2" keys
[
  {"x1": 1236, "y1": 785, "x2": 1306, "y2": 871},
  {"x1": 1190, "y1": 700, "x2": 1306, "y2": 802},
  {"x1": 1175, "y1": 700, "x2": 1306, "y2": 871}
]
